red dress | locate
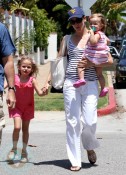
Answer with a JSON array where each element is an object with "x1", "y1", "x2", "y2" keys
[{"x1": 9, "y1": 74, "x2": 34, "y2": 120}]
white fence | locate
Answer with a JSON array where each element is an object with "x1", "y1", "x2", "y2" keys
[
  {"x1": 3, "y1": 10, "x2": 34, "y2": 54},
  {"x1": 2, "y1": 10, "x2": 57, "y2": 64}
]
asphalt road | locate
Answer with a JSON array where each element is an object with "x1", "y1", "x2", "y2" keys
[
  {"x1": 1, "y1": 106, "x2": 126, "y2": 175},
  {"x1": 0, "y1": 132, "x2": 126, "y2": 175}
]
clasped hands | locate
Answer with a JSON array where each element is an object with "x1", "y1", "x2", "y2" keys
[{"x1": 41, "y1": 82, "x2": 50, "y2": 95}]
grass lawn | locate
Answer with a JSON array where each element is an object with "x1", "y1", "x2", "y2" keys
[
  {"x1": 35, "y1": 71, "x2": 109, "y2": 111},
  {"x1": 35, "y1": 92, "x2": 108, "y2": 111}
]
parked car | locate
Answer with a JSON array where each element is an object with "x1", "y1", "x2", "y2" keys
[
  {"x1": 115, "y1": 37, "x2": 123, "y2": 51},
  {"x1": 121, "y1": 39, "x2": 126, "y2": 47},
  {"x1": 109, "y1": 46, "x2": 120, "y2": 59},
  {"x1": 115, "y1": 46, "x2": 126, "y2": 85},
  {"x1": 109, "y1": 39, "x2": 116, "y2": 47}
]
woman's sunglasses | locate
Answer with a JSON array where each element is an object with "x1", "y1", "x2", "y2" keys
[{"x1": 70, "y1": 18, "x2": 83, "y2": 25}]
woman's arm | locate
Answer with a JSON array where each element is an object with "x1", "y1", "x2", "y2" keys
[
  {"x1": 78, "y1": 52, "x2": 113, "y2": 68},
  {"x1": 41, "y1": 72, "x2": 51, "y2": 93},
  {"x1": 57, "y1": 36, "x2": 67, "y2": 57},
  {"x1": 96, "y1": 52, "x2": 113, "y2": 67}
]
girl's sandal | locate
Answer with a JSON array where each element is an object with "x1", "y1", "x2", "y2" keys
[
  {"x1": 70, "y1": 166, "x2": 81, "y2": 171},
  {"x1": 87, "y1": 150, "x2": 97, "y2": 164},
  {"x1": 8, "y1": 149, "x2": 17, "y2": 160},
  {"x1": 20, "y1": 151, "x2": 28, "y2": 163}
]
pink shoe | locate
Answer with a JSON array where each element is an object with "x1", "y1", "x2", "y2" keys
[
  {"x1": 73, "y1": 79, "x2": 86, "y2": 88},
  {"x1": 99, "y1": 87, "x2": 109, "y2": 97}
]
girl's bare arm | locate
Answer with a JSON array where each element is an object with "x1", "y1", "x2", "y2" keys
[{"x1": 32, "y1": 78, "x2": 48, "y2": 96}]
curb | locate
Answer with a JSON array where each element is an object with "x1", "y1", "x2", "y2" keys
[{"x1": 97, "y1": 71, "x2": 116, "y2": 116}]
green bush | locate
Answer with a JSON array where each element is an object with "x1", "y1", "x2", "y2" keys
[{"x1": 30, "y1": 6, "x2": 57, "y2": 50}]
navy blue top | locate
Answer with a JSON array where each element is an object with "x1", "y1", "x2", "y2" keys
[{"x1": 0, "y1": 22, "x2": 16, "y2": 92}]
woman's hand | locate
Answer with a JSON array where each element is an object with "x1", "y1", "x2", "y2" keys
[
  {"x1": 41, "y1": 82, "x2": 50, "y2": 95},
  {"x1": 78, "y1": 58, "x2": 94, "y2": 69}
]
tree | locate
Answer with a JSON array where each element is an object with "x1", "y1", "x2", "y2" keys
[
  {"x1": 23, "y1": 0, "x2": 39, "y2": 9},
  {"x1": 10, "y1": 0, "x2": 29, "y2": 15},
  {"x1": 30, "y1": 6, "x2": 57, "y2": 50},
  {"x1": 91, "y1": 0, "x2": 126, "y2": 36},
  {"x1": 0, "y1": 0, "x2": 11, "y2": 10},
  {"x1": 0, "y1": 0, "x2": 58, "y2": 52},
  {"x1": 36, "y1": 0, "x2": 72, "y2": 44}
]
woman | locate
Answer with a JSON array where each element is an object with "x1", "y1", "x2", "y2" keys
[{"x1": 44, "y1": 7, "x2": 113, "y2": 171}]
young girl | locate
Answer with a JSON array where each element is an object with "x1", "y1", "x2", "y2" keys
[
  {"x1": 73, "y1": 13, "x2": 110, "y2": 97},
  {"x1": 6, "y1": 56, "x2": 47, "y2": 163}
]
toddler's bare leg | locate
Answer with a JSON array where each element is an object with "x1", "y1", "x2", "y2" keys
[
  {"x1": 96, "y1": 67, "x2": 105, "y2": 90},
  {"x1": 78, "y1": 67, "x2": 85, "y2": 80},
  {"x1": 73, "y1": 59, "x2": 86, "y2": 88}
]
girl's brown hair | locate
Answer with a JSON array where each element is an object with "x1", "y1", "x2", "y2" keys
[
  {"x1": 89, "y1": 13, "x2": 107, "y2": 32},
  {"x1": 17, "y1": 56, "x2": 39, "y2": 77}
]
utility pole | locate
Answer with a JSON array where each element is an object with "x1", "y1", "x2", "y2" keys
[{"x1": 78, "y1": 0, "x2": 83, "y2": 8}]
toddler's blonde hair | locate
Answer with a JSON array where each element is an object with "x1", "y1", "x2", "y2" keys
[{"x1": 89, "y1": 13, "x2": 106, "y2": 32}]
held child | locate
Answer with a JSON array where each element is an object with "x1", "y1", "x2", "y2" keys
[
  {"x1": 73, "y1": 13, "x2": 111, "y2": 97},
  {"x1": 6, "y1": 56, "x2": 47, "y2": 163}
]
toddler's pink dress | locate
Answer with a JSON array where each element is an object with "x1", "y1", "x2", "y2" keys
[
  {"x1": 84, "y1": 31, "x2": 110, "y2": 65},
  {"x1": 9, "y1": 74, "x2": 34, "y2": 120}
]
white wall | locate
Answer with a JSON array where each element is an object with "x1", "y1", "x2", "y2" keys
[{"x1": 47, "y1": 33, "x2": 57, "y2": 60}]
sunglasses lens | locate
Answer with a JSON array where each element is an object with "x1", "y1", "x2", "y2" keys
[
  {"x1": 70, "y1": 18, "x2": 82, "y2": 25},
  {"x1": 70, "y1": 20, "x2": 75, "y2": 25},
  {"x1": 76, "y1": 18, "x2": 83, "y2": 23}
]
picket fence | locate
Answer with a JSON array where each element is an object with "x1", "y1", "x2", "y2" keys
[{"x1": 2, "y1": 10, "x2": 57, "y2": 64}]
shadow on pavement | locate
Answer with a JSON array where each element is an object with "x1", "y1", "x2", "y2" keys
[{"x1": 33, "y1": 159, "x2": 98, "y2": 170}]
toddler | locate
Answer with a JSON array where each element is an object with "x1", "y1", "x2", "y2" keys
[{"x1": 73, "y1": 13, "x2": 110, "y2": 97}]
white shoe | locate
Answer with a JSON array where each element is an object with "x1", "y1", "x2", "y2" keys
[
  {"x1": 8, "y1": 149, "x2": 17, "y2": 160},
  {"x1": 20, "y1": 152, "x2": 28, "y2": 163}
]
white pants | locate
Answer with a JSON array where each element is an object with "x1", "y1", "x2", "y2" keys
[{"x1": 63, "y1": 79, "x2": 100, "y2": 167}]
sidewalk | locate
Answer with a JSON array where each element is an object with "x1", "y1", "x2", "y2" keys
[{"x1": 36, "y1": 61, "x2": 50, "y2": 87}]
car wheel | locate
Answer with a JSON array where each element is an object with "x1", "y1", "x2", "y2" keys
[{"x1": 116, "y1": 78, "x2": 120, "y2": 88}]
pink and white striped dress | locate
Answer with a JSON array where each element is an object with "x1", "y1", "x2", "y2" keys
[{"x1": 84, "y1": 31, "x2": 110, "y2": 65}]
